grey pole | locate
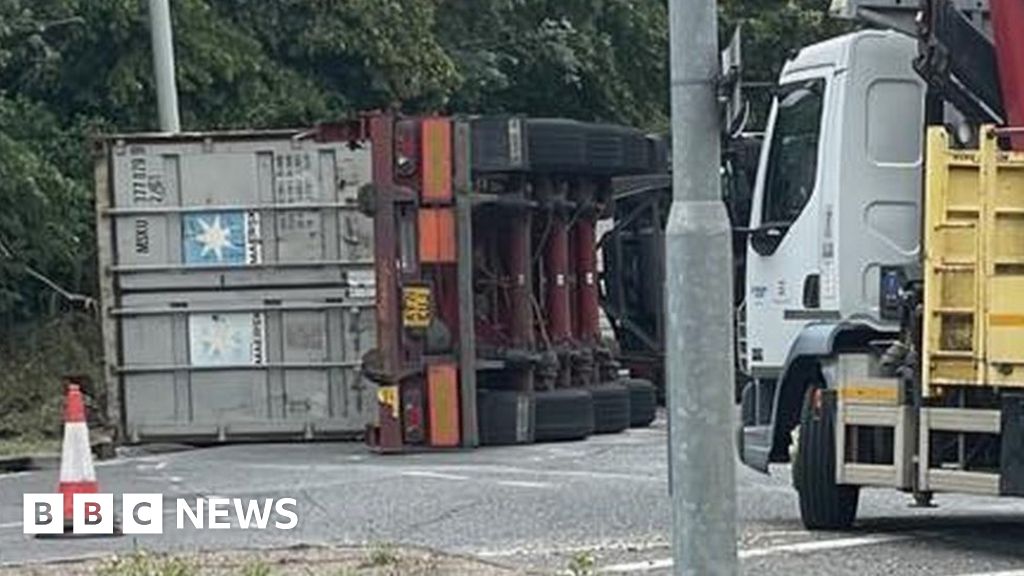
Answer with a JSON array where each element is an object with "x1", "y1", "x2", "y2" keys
[
  {"x1": 666, "y1": 0, "x2": 738, "y2": 573},
  {"x1": 148, "y1": 0, "x2": 180, "y2": 132}
]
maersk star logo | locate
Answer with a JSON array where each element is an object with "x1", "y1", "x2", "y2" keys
[
  {"x1": 183, "y1": 212, "x2": 246, "y2": 264},
  {"x1": 194, "y1": 215, "x2": 235, "y2": 261},
  {"x1": 189, "y1": 313, "x2": 257, "y2": 366},
  {"x1": 199, "y1": 314, "x2": 242, "y2": 359}
]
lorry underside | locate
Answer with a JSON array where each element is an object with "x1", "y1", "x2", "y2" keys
[
  {"x1": 600, "y1": 135, "x2": 759, "y2": 398},
  {"x1": 362, "y1": 115, "x2": 665, "y2": 452}
]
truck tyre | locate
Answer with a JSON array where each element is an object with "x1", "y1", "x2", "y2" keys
[
  {"x1": 620, "y1": 378, "x2": 657, "y2": 428},
  {"x1": 535, "y1": 388, "x2": 595, "y2": 442},
  {"x1": 794, "y1": 386, "x2": 859, "y2": 530},
  {"x1": 589, "y1": 383, "x2": 632, "y2": 434},
  {"x1": 477, "y1": 389, "x2": 535, "y2": 446}
]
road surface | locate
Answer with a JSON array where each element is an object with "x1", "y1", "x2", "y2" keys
[{"x1": 2, "y1": 416, "x2": 1024, "y2": 574}]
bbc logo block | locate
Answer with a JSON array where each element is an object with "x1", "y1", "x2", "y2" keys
[
  {"x1": 122, "y1": 493, "x2": 163, "y2": 534},
  {"x1": 23, "y1": 493, "x2": 160, "y2": 535},
  {"x1": 72, "y1": 493, "x2": 115, "y2": 535},
  {"x1": 22, "y1": 494, "x2": 64, "y2": 535},
  {"x1": 24, "y1": 494, "x2": 297, "y2": 535}
]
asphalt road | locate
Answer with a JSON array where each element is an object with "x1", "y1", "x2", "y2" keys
[{"x1": 2, "y1": 415, "x2": 1024, "y2": 575}]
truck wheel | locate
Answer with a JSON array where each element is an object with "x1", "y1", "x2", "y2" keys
[
  {"x1": 535, "y1": 388, "x2": 595, "y2": 442},
  {"x1": 620, "y1": 378, "x2": 657, "y2": 427},
  {"x1": 589, "y1": 383, "x2": 631, "y2": 434},
  {"x1": 477, "y1": 389, "x2": 535, "y2": 446},
  {"x1": 794, "y1": 386, "x2": 859, "y2": 530}
]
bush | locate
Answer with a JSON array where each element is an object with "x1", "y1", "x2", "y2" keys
[{"x1": 0, "y1": 312, "x2": 104, "y2": 443}]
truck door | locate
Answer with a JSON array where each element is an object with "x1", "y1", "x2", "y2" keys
[{"x1": 746, "y1": 75, "x2": 832, "y2": 374}]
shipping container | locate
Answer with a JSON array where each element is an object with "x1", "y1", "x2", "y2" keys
[{"x1": 95, "y1": 129, "x2": 377, "y2": 442}]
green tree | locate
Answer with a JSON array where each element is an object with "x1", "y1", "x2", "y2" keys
[
  {"x1": 0, "y1": 0, "x2": 849, "y2": 323},
  {"x1": 720, "y1": 0, "x2": 854, "y2": 127},
  {"x1": 224, "y1": 0, "x2": 458, "y2": 114},
  {"x1": 437, "y1": 0, "x2": 669, "y2": 129}
]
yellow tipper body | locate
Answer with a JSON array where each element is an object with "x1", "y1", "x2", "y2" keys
[{"x1": 924, "y1": 126, "x2": 1024, "y2": 395}]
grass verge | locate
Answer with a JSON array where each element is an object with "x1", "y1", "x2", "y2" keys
[
  {"x1": 1, "y1": 545, "x2": 522, "y2": 576},
  {"x1": 0, "y1": 437, "x2": 61, "y2": 457}
]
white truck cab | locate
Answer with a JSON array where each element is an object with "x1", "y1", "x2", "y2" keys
[{"x1": 740, "y1": 30, "x2": 926, "y2": 471}]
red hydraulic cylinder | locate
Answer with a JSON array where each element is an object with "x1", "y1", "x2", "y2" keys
[
  {"x1": 993, "y1": 0, "x2": 1024, "y2": 149},
  {"x1": 545, "y1": 215, "x2": 573, "y2": 343},
  {"x1": 573, "y1": 216, "x2": 600, "y2": 345}
]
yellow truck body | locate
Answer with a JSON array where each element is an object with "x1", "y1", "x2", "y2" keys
[{"x1": 924, "y1": 127, "x2": 1024, "y2": 395}]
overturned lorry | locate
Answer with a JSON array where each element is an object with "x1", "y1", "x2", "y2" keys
[{"x1": 93, "y1": 115, "x2": 665, "y2": 448}]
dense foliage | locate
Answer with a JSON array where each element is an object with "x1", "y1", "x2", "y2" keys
[{"x1": 0, "y1": 0, "x2": 841, "y2": 324}]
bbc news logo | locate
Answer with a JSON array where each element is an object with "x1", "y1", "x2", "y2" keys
[{"x1": 23, "y1": 494, "x2": 298, "y2": 535}]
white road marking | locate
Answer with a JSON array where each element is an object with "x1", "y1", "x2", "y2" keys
[
  {"x1": 950, "y1": 570, "x2": 1024, "y2": 576},
  {"x1": 135, "y1": 461, "x2": 167, "y2": 471},
  {"x1": 400, "y1": 470, "x2": 470, "y2": 481},
  {"x1": 598, "y1": 534, "x2": 909, "y2": 573},
  {"x1": 238, "y1": 461, "x2": 659, "y2": 483},
  {"x1": 0, "y1": 521, "x2": 22, "y2": 530},
  {"x1": 495, "y1": 480, "x2": 553, "y2": 489},
  {"x1": 435, "y1": 464, "x2": 661, "y2": 484},
  {"x1": 750, "y1": 529, "x2": 813, "y2": 538},
  {"x1": 240, "y1": 463, "x2": 353, "y2": 472},
  {"x1": 95, "y1": 459, "x2": 126, "y2": 468},
  {"x1": 599, "y1": 558, "x2": 673, "y2": 573},
  {"x1": 739, "y1": 534, "x2": 909, "y2": 559}
]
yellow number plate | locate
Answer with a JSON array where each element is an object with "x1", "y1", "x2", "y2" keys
[
  {"x1": 402, "y1": 286, "x2": 432, "y2": 329},
  {"x1": 377, "y1": 385, "x2": 399, "y2": 419}
]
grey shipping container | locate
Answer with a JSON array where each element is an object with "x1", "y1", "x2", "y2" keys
[
  {"x1": 94, "y1": 130, "x2": 378, "y2": 442},
  {"x1": 114, "y1": 288, "x2": 374, "y2": 442},
  {"x1": 102, "y1": 130, "x2": 373, "y2": 291}
]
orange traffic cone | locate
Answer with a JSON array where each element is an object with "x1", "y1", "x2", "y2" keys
[{"x1": 57, "y1": 383, "x2": 100, "y2": 530}]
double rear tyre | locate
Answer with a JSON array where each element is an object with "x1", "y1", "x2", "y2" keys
[
  {"x1": 589, "y1": 383, "x2": 631, "y2": 434},
  {"x1": 478, "y1": 389, "x2": 535, "y2": 446},
  {"x1": 486, "y1": 377, "x2": 657, "y2": 445},
  {"x1": 620, "y1": 378, "x2": 657, "y2": 428},
  {"x1": 535, "y1": 388, "x2": 595, "y2": 442}
]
